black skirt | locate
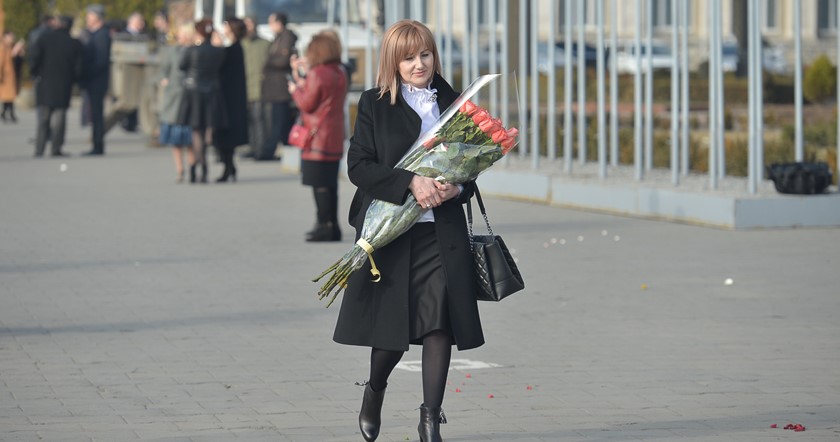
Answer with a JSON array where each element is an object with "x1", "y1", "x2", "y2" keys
[
  {"x1": 408, "y1": 222, "x2": 453, "y2": 344},
  {"x1": 177, "y1": 88, "x2": 228, "y2": 131},
  {"x1": 301, "y1": 159, "x2": 340, "y2": 188}
]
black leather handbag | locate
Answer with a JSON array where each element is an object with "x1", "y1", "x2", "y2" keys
[{"x1": 466, "y1": 186, "x2": 525, "y2": 302}]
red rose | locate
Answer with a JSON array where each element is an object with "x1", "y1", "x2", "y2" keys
[
  {"x1": 459, "y1": 100, "x2": 480, "y2": 116},
  {"x1": 506, "y1": 127, "x2": 519, "y2": 139},
  {"x1": 491, "y1": 128, "x2": 508, "y2": 144},
  {"x1": 478, "y1": 118, "x2": 502, "y2": 134},
  {"x1": 501, "y1": 136, "x2": 516, "y2": 153},
  {"x1": 472, "y1": 109, "x2": 491, "y2": 125}
]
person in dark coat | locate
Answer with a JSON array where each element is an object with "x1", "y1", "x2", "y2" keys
[
  {"x1": 80, "y1": 4, "x2": 111, "y2": 156},
  {"x1": 176, "y1": 19, "x2": 225, "y2": 183},
  {"x1": 332, "y1": 20, "x2": 482, "y2": 442},
  {"x1": 289, "y1": 32, "x2": 347, "y2": 241},
  {"x1": 258, "y1": 11, "x2": 297, "y2": 161},
  {"x1": 214, "y1": 18, "x2": 249, "y2": 183},
  {"x1": 29, "y1": 16, "x2": 83, "y2": 157}
]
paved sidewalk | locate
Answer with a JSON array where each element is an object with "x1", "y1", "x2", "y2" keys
[{"x1": 1, "y1": 106, "x2": 838, "y2": 441}]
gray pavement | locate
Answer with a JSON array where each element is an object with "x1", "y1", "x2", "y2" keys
[{"x1": 1, "y1": 105, "x2": 839, "y2": 442}]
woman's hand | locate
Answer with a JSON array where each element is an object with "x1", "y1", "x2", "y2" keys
[{"x1": 409, "y1": 176, "x2": 460, "y2": 209}]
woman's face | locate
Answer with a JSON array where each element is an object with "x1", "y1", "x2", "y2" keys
[{"x1": 398, "y1": 48, "x2": 434, "y2": 89}]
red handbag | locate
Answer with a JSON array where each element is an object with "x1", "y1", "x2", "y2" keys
[{"x1": 288, "y1": 121, "x2": 317, "y2": 149}]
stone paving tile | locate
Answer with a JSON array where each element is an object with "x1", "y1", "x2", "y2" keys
[{"x1": 2, "y1": 105, "x2": 840, "y2": 441}]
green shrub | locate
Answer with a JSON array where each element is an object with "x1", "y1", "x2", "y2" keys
[{"x1": 803, "y1": 55, "x2": 837, "y2": 103}]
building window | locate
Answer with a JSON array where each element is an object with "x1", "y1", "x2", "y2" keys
[
  {"x1": 651, "y1": 0, "x2": 673, "y2": 29},
  {"x1": 556, "y1": 0, "x2": 596, "y2": 31},
  {"x1": 763, "y1": 0, "x2": 778, "y2": 30},
  {"x1": 818, "y1": 0, "x2": 838, "y2": 35}
]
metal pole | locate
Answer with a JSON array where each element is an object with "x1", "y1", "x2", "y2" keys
[
  {"x1": 531, "y1": 0, "x2": 540, "y2": 168},
  {"x1": 634, "y1": 0, "x2": 643, "y2": 180},
  {"x1": 435, "y1": 0, "x2": 442, "y2": 60},
  {"x1": 609, "y1": 0, "x2": 618, "y2": 167},
  {"x1": 747, "y1": 0, "x2": 756, "y2": 194},
  {"x1": 519, "y1": 0, "x2": 529, "y2": 158},
  {"x1": 756, "y1": 0, "x2": 764, "y2": 182},
  {"x1": 501, "y1": 0, "x2": 509, "y2": 129},
  {"x1": 327, "y1": 0, "x2": 335, "y2": 26},
  {"x1": 489, "y1": 0, "x2": 499, "y2": 117},
  {"x1": 577, "y1": 0, "x2": 587, "y2": 165},
  {"x1": 463, "y1": 1, "x2": 471, "y2": 92},
  {"x1": 644, "y1": 0, "x2": 653, "y2": 172},
  {"x1": 837, "y1": 0, "x2": 840, "y2": 184},
  {"x1": 564, "y1": 0, "x2": 574, "y2": 172},
  {"x1": 670, "y1": 0, "x2": 679, "y2": 185},
  {"x1": 708, "y1": 0, "x2": 718, "y2": 189},
  {"x1": 412, "y1": 0, "x2": 423, "y2": 21},
  {"x1": 471, "y1": 0, "x2": 480, "y2": 103},
  {"x1": 341, "y1": 1, "x2": 350, "y2": 136},
  {"x1": 597, "y1": 0, "x2": 606, "y2": 178},
  {"x1": 365, "y1": 0, "x2": 373, "y2": 89},
  {"x1": 680, "y1": 0, "x2": 689, "y2": 176},
  {"x1": 445, "y1": 0, "x2": 453, "y2": 82},
  {"x1": 547, "y1": 0, "x2": 557, "y2": 161},
  {"x1": 716, "y1": 0, "x2": 726, "y2": 179},
  {"x1": 794, "y1": 0, "x2": 804, "y2": 161}
]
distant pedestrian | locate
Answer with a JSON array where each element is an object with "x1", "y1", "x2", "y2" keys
[
  {"x1": 29, "y1": 16, "x2": 83, "y2": 157},
  {"x1": 152, "y1": 10, "x2": 171, "y2": 46},
  {"x1": 240, "y1": 17, "x2": 270, "y2": 159},
  {"x1": 0, "y1": 31, "x2": 21, "y2": 123},
  {"x1": 158, "y1": 24, "x2": 195, "y2": 182},
  {"x1": 80, "y1": 4, "x2": 112, "y2": 156},
  {"x1": 177, "y1": 19, "x2": 225, "y2": 183},
  {"x1": 214, "y1": 18, "x2": 249, "y2": 183},
  {"x1": 258, "y1": 12, "x2": 297, "y2": 161},
  {"x1": 119, "y1": 12, "x2": 147, "y2": 133},
  {"x1": 289, "y1": 32, "x2": 347, "y2": 241}
]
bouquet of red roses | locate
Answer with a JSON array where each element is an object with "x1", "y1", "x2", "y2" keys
[{"x1": 314, "y1": 75, "x2": 519, "y2": 306}]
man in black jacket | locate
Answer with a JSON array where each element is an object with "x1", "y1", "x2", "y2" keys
[
  {"x1": 29, "y1": 16, "x2": 83, "y2": 157},
  {"x1": 258, "y1": 12, "x2": 297, "y2": 161},
  {"x1": 80, "y1": 4, "x2": 111, "y2": 156}
]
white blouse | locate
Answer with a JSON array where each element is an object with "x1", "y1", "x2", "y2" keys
[{"x1": 402, "y1": 83, "x2": 440, "y2": 223}]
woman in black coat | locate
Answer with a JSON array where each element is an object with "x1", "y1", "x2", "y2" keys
[
  {"x1": 177, "y1": 19, "x2": 225, "y2": 183},
  {"x1": 214, "y1": 18, "x2": 249, "y2": 182},
  {"x1": 332, "y1": 20, "x2": 483, "y2": 442}
]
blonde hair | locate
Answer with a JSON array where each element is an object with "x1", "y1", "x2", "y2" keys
[{"x1": 376, "y1": 20, "x2": 442, "y2": 105}]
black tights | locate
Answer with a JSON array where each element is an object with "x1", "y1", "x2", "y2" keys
[{"x1": 368, "y1": 330, "x2": 452, "y2": 408}]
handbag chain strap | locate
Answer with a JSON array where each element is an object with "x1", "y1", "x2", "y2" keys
[{"x1": 466, "y1": 185, "x2": 494, "y2": 250}]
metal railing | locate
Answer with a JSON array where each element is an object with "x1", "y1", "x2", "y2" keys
[{"x1": 335, "y1": 0, "x2": 840, "y2": 195}]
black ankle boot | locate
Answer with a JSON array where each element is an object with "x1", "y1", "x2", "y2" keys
[
  {"x1": 216, "y1": 165, "x2": 231, "y2": 183},
  {"x1": 200, "y1": 164, "x2": 208, "y2": 183},
  {"x1": 306, "y1": 222, "x2": 340, "y2": 242},
  {"x1": 359, "y1": 383, "x2": 386, "y2": 442},
  {"x1": 418, "y1": 405, "x2": 446, "y2": 442},
  {"x1": 189, "y1": 165, "x2": 197, "y2": 183}
]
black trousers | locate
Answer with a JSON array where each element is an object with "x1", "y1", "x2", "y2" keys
[
  {"x1": 259, "y1": 101, "x2": 292, "y2": 160},
  {"x1": 88, "y1": 90, "x2": 106, "y2": 153},
  {"x1": 246, "y1": 101, "x2": 268, "y2": 156},
  {"x1": 35, "y1": 106, "x2": 68, "y2": 156}
]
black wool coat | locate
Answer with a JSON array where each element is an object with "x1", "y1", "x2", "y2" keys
[
  {"x1": 29, "y1": 29, "x2": 83, "y2": 109},
  {"x1": 333, "y1": 73, "x2": 485, "y2": 352},
  {"x1": 215, "y1": 42, "x2": 249, "y2": 148}
]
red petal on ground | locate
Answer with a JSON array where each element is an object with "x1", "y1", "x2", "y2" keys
[
  {"x1": 465, "y1": 374, "x2": 472, "y2": 378},
  {"x1": 770, "y1": 424, "x2": 777, "y2": 428},
  {"x1": 487, "y1": 394, "x2": 494, "y2": 398},
  {"x1": 455, "y1": 388, "x2": 461, "y2": 393}
]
